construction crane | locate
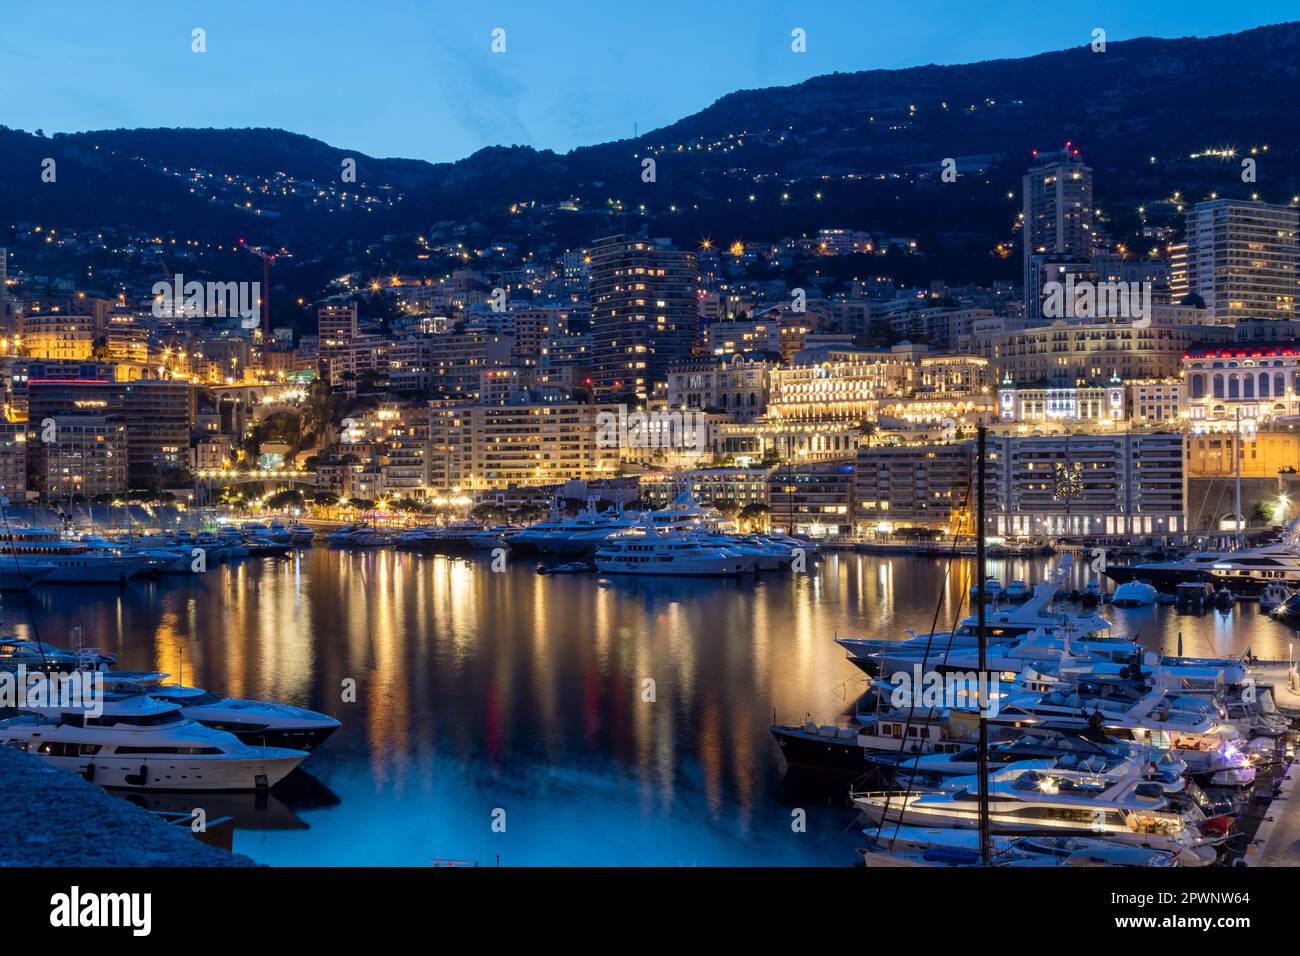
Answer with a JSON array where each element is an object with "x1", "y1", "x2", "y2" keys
[{"x1": 237, "y1": 238, "x2": 277, "y2": 341}]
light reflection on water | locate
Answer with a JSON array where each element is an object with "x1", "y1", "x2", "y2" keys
[{"x1": 3, "y1": 549, "x2": 1295, "y2": 865}]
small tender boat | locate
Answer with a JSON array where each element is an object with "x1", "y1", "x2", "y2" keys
[
  {"x1": 969, "y1": 577, "x2": 1003, "y2": 603},
  {"x1": 537, "y1": 561, "x2": 594, "y2": 575},
  {"x1": 1003, "y1": 580, "x2": 1031, "y2": 602},
  {"x1": 1213, "y1": 587, "x2": 1235, "y2": 609},
  {"x1": 1258, "y1": 580, "x2": 1293, "y2": 613}
]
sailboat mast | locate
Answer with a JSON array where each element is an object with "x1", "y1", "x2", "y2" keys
[{"x1": 976, "y1": 423, "x2": 991, "y2": 866}]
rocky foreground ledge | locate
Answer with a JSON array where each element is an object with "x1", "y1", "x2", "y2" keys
[{"x1": 0, "y1": 748, "x2": 255, "y2": 866}]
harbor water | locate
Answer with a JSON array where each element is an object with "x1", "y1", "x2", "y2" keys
[{"x1": 3, "y1": 548, "x2": 1295, "y2": 866}]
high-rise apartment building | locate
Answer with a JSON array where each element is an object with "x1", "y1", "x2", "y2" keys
[
  {"x1": 1022, "y1": 148, "x2": 1095, "y2": 320},
  {"x1": 1182, "y1": 199, "x2": 1299, "y2": 323},
  {"x1": 589, "y1": 235, "x2": 699, "y2": 400}
]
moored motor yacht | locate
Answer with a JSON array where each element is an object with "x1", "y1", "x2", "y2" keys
[
  {"x1": 851, "y1": 769, "x2": 1221, "y2": 860},
  {"x1": 1101, "y1": 550, "x2": 1226, "y2": 591},
  {"x1": 0, "y1": 528, "x2": 151, "y2": 583},
  {"x1": 770, "y1": 707, "x2": 983, "y2": 774},
  {"x1": 467, "y1": 526, "x2": 516, "y2": 551},
  {"x1": 0, "y1": 692, "x2": 308, "y2": 790},
  {"x1": 287, "y1": 525, "x2": 316, "y2": 545},
  {"x1": 969, "y1": 577, "x2": 1003, "y2": 603},
  {"x1": 594, "y1": 524, "x2": 754, "y2": 576},
  {"x1": 836, "y1": 556, "x2": 1109, "y2": 675},
  {"x1": 1206, "y1": 537, "x2": 1300, "y2": 597},
  {"x1": 889, "y1": 729, "x2": 1185, "y2": 790},
  {"x1": 0, "y1": 561, "x2": 57, "y2": 589},
  {"x1": 859, "y1": 826, "x2": 1187, "y2": 868},
  {"x1": 1258, "y1": 580, "x2": 1293, "y2": 613},
  {"x1": 142, "y1": 683, "x2": 341, "y2": 750}
]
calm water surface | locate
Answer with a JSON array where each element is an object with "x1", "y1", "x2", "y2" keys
[{"x1": 5, "y1": 549, "x2": 1295, "y2": 866}]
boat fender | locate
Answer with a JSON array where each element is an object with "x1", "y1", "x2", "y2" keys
[
  {"x1": 124, "y1": 764, "x2": 148, "y2": 787},
  {"x1": 82, "y1": 763, "x2": 95, "y2": 782}
]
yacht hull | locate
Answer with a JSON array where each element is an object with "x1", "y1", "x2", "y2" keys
[
  {"x1": 42, "y1": 751, "x2": 307, "y2": 791},
  {"x1": 770, "y1": 727, "x2": 875, "y2": 774},
  {"x1": 595, "y1": 559, "x2": 750, "y2": 575}
]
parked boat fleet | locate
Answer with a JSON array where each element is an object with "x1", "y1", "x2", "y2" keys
[
  {"x1": 771, "y1": 555, "x2": 1297, "y2": 866},
  {"x1": 0, "y1": 521, "x2": 316, "y2": 588},
  {"x1": 0, "y1": 636, "x2": 339, "y2": 791},
  {"x1": 328, "y1": 493, "x2": 819, "y2": 577}
]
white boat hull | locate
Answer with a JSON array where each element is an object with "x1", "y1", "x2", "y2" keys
[
  {"x1": 595, "y1": 556, "x2": 752, "y2": 576},
  {"x1": 35, "y1": 750, "x2": 306, "y2": 791}
]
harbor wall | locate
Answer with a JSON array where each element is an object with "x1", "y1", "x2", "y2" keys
[
  {"x1": 0, "y1": 747, "x2": 255, "y2": 867},
  {"x1": 1185, "y1": 475, "x2": 1300, "y2": 533}
]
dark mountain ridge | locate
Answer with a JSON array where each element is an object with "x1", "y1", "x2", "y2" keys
[{"x1": 3, "y1": 22, "x2": 1298, "y2": 284}]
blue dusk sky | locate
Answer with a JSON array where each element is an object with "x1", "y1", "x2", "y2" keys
[{"x1": 2, "y1": 1, "x2": 1294, "y2": 163}]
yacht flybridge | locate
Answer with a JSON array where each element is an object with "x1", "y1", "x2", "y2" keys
[{"x1": 0, "y1": 692, "x2": 308, "y2": 791}]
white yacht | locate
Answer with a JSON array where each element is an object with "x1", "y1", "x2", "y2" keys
[
  {"x1": 328, "y1": 525, "x2": 388, "y2": 547},
  {"x1": 691, "y1": 530, "x2": 783, "y2": 571},
  {"x1": 0, "y1": 528, "x2": 151, "y2": 583},
  {"x1": 1207, "y1": 539, "x2": 1300, "y2": 597},
  {"x1": 594, "y1": 525, "x2": 753, "y2": 576},
  {"x1": 0, "y1": 693, "x2": 308, "y2": 790},
  {"x1": 852, "y1": 768, "x2": 1219, "y2": 859},
  {"x1": 836, "y1": 557, "x2": 1113, "y2": 675},
  {"x1": 142, "y1": 684, "x2": 341, "y2": 751},
  {"x1": 467, "y1": 525, "x2": 517, "y2": 551},
  {"x1": 890, "y1": 731, "x2": 1186, "y2": 790},
  {"x1": 860, "y1": 827, "x2": 1186, "y2": 868},
  {"x1": 540, "y1": 500, "x2": 640, "y2": 556},
  {"x1": 1259, "y1": 580, "x2": 1294, "y2": 612},
  {"x1": 992, "y1": 677, "x2": 1256, "y2": 786},
  {"x1": 508, "y1": 501, "x2": 576, "y2": 555},
  {"x1": 878, "y1": 628, "x2": 1145, "y2": 680},
  {"x1": 287, "y1": 525, "x2": 316, "y2": 545},
  {"x1": 326, "y1": 524, "x2": 365, "y2": 545},
  {"x1": 969, "y1": 577, "x2": 1003, "y2": 603},
  {"x1": 0, "y1": 561, "x2": 57, "y2": 589}
]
